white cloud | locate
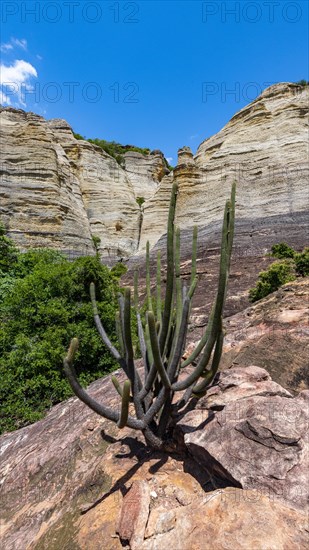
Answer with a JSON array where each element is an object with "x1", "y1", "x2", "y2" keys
[
  {"x1": 0, "y1": 59, "x2": 38, "y2": 106},
  {"x1": 12, "y1": 38, "x2": 28, "y2": 50},
  {"x1": 166, "y1": 157, "x2": 173, "y2": 163},
  {"x1": 0, "y1": 37, "x2": 28, "y2": 53},
  {"x1": 0, "y1": 42, "x2": 13, "y2": 53}
]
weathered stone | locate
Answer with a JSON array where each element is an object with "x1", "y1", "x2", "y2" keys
[
  {"x1": 139, "y1": 83, "x2": 309, "y2": 252},
  {"x1": 141, "y1": 487, "x2": 309, "y2": 550},
  {"x1": 1, "y1": 83, "x2": 308, "y2": 263},
  {"x1": 220, "y1": 278, "x2": 309, "y2": 392},
  {"x1": 123, "y1": 150, "x2": 169, "y2": 201},
  {"x1": 117, "y1": 480, "x2": 150, "y2": 549},
  {"x1": 181, "y1": 369, "x2": 309, "y2": 511}
]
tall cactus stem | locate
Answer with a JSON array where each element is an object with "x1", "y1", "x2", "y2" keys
[
  {"x1": 117, "y1": 380, "x2": 131, "y2": 428},
  {"x1": 146, "y1": 241, "x2": 153, "y2": 313},
  {"x1": 156, "y1": 250, "x2": 162, "y2": 326}
]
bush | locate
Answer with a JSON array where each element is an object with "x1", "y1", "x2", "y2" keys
[
  {"x1": 110, "y1": 262, "x2": 127, "y2": 280},
  {"x1": 271, "y1": 242, "x2": 295, "y2": 259},
  {"x1": 136, "y1": 196, "x2": 145, "y2": 207},
  {"x1": 295, "y1": 80, "x2": 309, "y2": 86},
  {"x1": 0, "y1": 221, "x2": 19, "y2": 273},
  {"x1": 294, "y1": 247, "x2": 309, "y2": 276},
  {"x1": 0, "y1": 249, "x2": 122, "y2": 434},
  {"x1": 249, "y1": 260, "x2": 296, "y2": 302}
]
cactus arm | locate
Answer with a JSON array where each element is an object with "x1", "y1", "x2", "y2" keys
[
  {"x1": 90, "y1": 283, "x2": 128, "y2": 373},
  {"x1": 142, "y1": 426, "x2": 164, "y2": 449},
  {"x1": 63, "y1": 339, "x2": 144, "y2": 430},
  {"x1": 175, "y1": 227, "x2": 182, "y2": 338},
  {"x1": 143, "y1": 385, "x2": 170, "y2": 425},
  {"x1": 156, "y1": 250, "x2": 162, "y2": 326},
  {"x1": 111, "y1": 375, "x2": 123, "y2": 397},
  {"x1": 168, "y1": 296, "x2": 190, "y2": 382},
  {"x1": 191, "y1": 225, "x2": 198, "y2": 285},
  {"x1": 117, "y1": 380, "x2": 131, "y2": 428},
  {"x1": 115, "y1": 312, "x2": 125, "y2": 357},
  {"x1": 174, "y1": 383, "x2": 195, "y2": 412},
  {"x1": 134, "y1": 270, "x2": 139, "y2": 310},
  {"x1": 146, "y1": 241, "x2": 153, "y2": 313},
  {"x1": 192, "y1": 324, "x2": 224, "y2": 394},
  {"x1": 139, "y1": 362, "x2": 157, "y2": 400},
  {"x1": 172, "y1": 198, "x2": 230, "y2": 391},
  {"x1": 159, "y1": 182, "x2": 178, "y2": 353},
  {"x1": 137, "y1": 311, "x2": 148, "y2": 370},
  {"x1": 188, "y1": 275, "x2": 198, "y2": 301},
  {"x1": 145, "y1": 322, "x2": 154, "y2": 368},
  {"x1": 123, "y1": 288, "x2": 144, "y2": 418},
  {"x1": 147, "y1": 311, "x2": 171, "y2": 389},
  {"x1": 180, "y1": 302, "x2": 214, "y2": 368}
]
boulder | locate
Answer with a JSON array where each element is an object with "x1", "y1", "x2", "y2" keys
[{"x1": 180, "y1": 367, "x2": 309, "y2": 511}]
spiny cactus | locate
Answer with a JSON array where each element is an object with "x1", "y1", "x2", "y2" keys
[{"x1": 64, "y1": 181, "x2": 236, "y2": 450}]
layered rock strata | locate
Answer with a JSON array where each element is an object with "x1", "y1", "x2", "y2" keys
[
  {"x1": 139, "y1": 82, "x2": 309, "y2": 251},
  {"x1": 0, "y1": 108, "x2": 169, "y2": 259},
  {"x1": 1, "y1": 83, "x2": 308, "y2": 261}
]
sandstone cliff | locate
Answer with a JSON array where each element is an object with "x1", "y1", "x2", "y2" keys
[
  {"x1": 0, "y1": 82, "x2": 308, "y2": 260},
  {"x1": 0, "y1": 108, "x2": 169, "y2": 260},
  {"x1": 139, "y1": 82, "x2": 309, "y2": 250}
]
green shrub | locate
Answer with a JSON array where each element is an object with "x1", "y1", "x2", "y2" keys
[
  {"x1": 0, "y1": 221, "x2": 19, "y2": 273},
  {"x1": 110, "y1": 262, "x2": 127, "y2": 280},
  {"x1": 0, "y1": 250, "x2": 121, "y2": 434},
  {"x1": 271, "y1": 242, "x2": 295, "y2": 259},
  {"x1": 294, "y1": 247, "x2": 309, "y2": 276},
  {"x1": 295, "y1": 80, "x2": 309, "y2": 86},
  {"x1": 91, "y1": 235, "x2": 101, "y2": 255},
  {"x1": 249, "y1": 260, "x2": 296, "y2": 302},
  {"x1": 136, "y1": 196, "x2": 145, "y2": 207}
]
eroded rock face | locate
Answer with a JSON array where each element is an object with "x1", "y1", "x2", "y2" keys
[
  {"x1": 0, "y1": 108, "x2": 95, "y2": 256},
  {"x1": 1, "y1": 365, "x2": 308, "y2": 549},
  {"x1": 141, "y1": 488, "x2": 308, "y2": 550},
  {"x1": 123, "y1": 150, "x2": 169, "y2": 201},
  {"x1": 140, "y1": 82, "x2": 309, "y2": 251},
  {"x1": 180, "y1": 367, "x2": 309, "y2": 512},
  {"x1": 1, "y1": 109, "x2": 168, "y2": 260},
  {"x1": 221, "y1": 278, "x2": 309, "y2": 392},
  {"x1": 1, "y1": 83, "x2": 308, "y2": 262}
]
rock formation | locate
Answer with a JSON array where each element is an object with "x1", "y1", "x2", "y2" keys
[
  {"x1": 1, "y1": 83, "x2": 308, "y2": 262},
  {"x1": 0, "y1": 108, "x2": 169, "y2": 260},
  {"x1": 1, "y1": 366, "x2": 308, "y2": 549},
  {"x1": 123, "y1": 149, "x2": 169, "y2": 201},
  {"x1": 139, "y1": 82, "x2": 309, "y2": 251}
]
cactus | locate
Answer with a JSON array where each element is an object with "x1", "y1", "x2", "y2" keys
[{"x1": 64, "y1": 181, "x2": 236, "y2": 451}]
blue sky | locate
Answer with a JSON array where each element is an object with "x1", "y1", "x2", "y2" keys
[{"x1": 1, "y1": 0, "x2": 308, "y2": 163}]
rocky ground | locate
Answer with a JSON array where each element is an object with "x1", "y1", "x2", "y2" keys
[{"x1": 1, "y1": 279, "x2": 308, "y2": 549}]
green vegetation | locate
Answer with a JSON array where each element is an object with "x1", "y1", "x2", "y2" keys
[
  {"x1": 294, "y1": 248, "x2": 309, "y2": 277},
  {"x1": 91, "y1": 235, "x2": 101, "y2": 255},
  {"x1": 271, "y1": 242, "x2": 295, "y2": 259},
  {"x1": 136, "y1": 196, "x2": 145, "y2": 207},
  {"x1": 73, "y1": 132, "x2": 151, "y2": 166},
  {"x1": 64, "y1": 182, "x2": 236, "y2": 451},
  {"x1": 0, "y1": 231, "x2": 127, "y2": 434},
  {"x1": 295, "y1": 80, "x2": 309, "y2": 86},
  {"x1": 249, "y1": 260, "x2": 296, "y2": 302},
  {"x1": 249, "y1": 243, "x2": 309, "y2": 302}
]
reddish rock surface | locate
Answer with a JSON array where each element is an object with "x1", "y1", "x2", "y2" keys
[
  {"x1": 180, "y1": 368, "x2": 309, "y2": 512},
  {"x1": 1, "y1": 364, "x2": 308, "y2": 549}
]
